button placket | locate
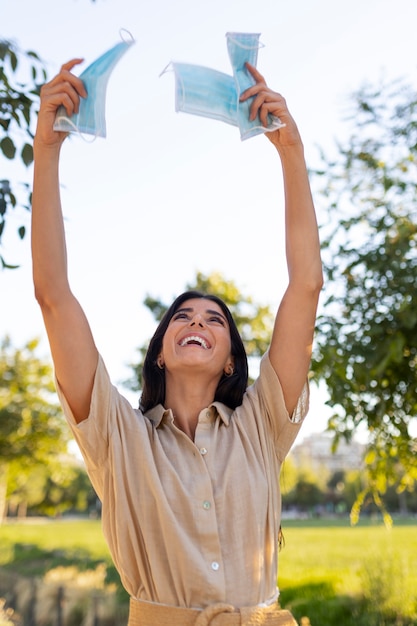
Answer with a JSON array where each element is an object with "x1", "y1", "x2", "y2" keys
[
  {"x1": 193, "y1": 407, "x2": 224, "y2": 583},
  {"x1": 194, "y1": 409, "x2": 213, "y2": 461}
]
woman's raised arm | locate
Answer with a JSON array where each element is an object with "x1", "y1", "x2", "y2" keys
[
  {"x1": 32, "y1": 60, "x2": 99, "y2": 424},
  {"x1": 241, "y1": 64, "x2": 323, "y2": 417}
]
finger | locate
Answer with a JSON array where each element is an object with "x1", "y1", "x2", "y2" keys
[
  {"x1": 244, "y1": 62, "x2": 266, "y2": 84},
  {"x1": 50, "y1": 59, "x2": 87, "y2": 98},
  {"x1": 54, "y1": 91, "x2": 80, "y2": 117},
  {"x1": 40, "y1": 86, "x2": 75, "y2": 118},
  {"x1": 239, "y1": 83, "x2": 262, "y2": 102},
  {"x1": 60, "y1": 72, "x2": 88, "y2": 101},
  {"x1": 239, "y1": 63, "x2": 267, "y2": 102},
  {"x1": 41, "y1": 77, "x2": 83, "y2": 116},
  {"x1": 61, "y1": 58, "x2": 85, "y2": 73},
  {"x1": 247, "y1": 90, "x2": 271, "y2": 121},
  {"x1": 239, "y1": 79, "x2": 271, "y2": 103},
  {"x1": 258, "y1": 100, "x2": 287, "y2": 127},
  {"x1": 44, "y1": 77, "x2": 87, "y2": 111},
  {"x1": 259, "y1": 102, "x2": 271, "y2": 127},
  {"x1": 249, "y1": 91, "x2": 286, "y2": 123}
]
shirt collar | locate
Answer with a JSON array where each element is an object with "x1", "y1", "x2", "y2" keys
[
  {"x1": 145, "y1": 401, "x2": 233, "y2": 428},
  {"x1": 211, "y1": 401, "x2": 233, "y2": 425}
]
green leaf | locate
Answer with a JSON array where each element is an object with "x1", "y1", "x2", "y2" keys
[
  {"x1": 0, "y1": 136, "x2": 16, "y2": 159},
  {"x1": 21, "y1": 142, "x2": 33, "y2": 166},
  {"x1": 1, "y1": 257, "x2": 19, "y2": 269},
  {"x1": 18, "y1": 226, "x2": 26, "y2": 240},
  {"x1": 22, "y1": 104, "x2": 31, "y2": 126},
  {"x1": 0, "y1": 118, "x2": 11, "y2": 131},
  {"x1": 0, "y1": 43, "x2": 46, "y2": 268},
  {"x1": 10, "y1": 50, "x2": 18, "y2": 72},
  {"x1": 27, "y1": 50, "x2": 41, "y2": 60}
]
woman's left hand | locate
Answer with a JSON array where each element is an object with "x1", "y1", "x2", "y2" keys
[{"x1": 239, "y1": 62, "x2": 302, "y2": 149}]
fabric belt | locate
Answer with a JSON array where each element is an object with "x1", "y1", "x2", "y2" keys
[{"x1": 128, "y1": 598, "x2": 298, "y2": 626}]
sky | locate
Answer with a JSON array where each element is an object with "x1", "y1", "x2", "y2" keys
[{"x1": 2, "y1": 0, "x2": 417, "y2": 440}]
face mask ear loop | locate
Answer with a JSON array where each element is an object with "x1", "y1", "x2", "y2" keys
[
  {"x1": 226, "y1": 34, "x2": 265, "y2": 50},
  {"x1": 119, "y1": 28, "x2": 135, "y2": 44},
  {"x1": 54, "y1": 114, "x2": 97, "y2": 143},
  {"x1": 159, "y1": 62, "x2": 173, "y2": 78}
]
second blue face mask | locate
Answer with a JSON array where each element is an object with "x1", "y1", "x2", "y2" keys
[
  {"x1": 165, "y1": 32, "x2": 284, "y2": 141},
  {"x1": 54, "y1": 36, "x2": 135, "y2": 138}
]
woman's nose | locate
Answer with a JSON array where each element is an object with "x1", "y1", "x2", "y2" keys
[{"x1": 190, "y1": 313, "x2": 204, "y2": 327}]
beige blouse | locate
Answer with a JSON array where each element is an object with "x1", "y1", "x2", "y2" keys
[{"x1": 57, "y1": 351, "x2": 308, "y2": 609}]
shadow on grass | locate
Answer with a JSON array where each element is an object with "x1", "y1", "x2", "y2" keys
[
  {"x1": 4, "y1": 542, "x2": 107, "y2": 575},
  {"x1": 280, "y1": 581, "x2": 359, "y2": 626},
  {"x1": 280, "y1": 580, "x2": 417, "y2": 626},
  {"x1": 2, "y1": 543, "x2": 128, "y2": 603},
  {"x1": 4, "y1": 545, "x2": 416, "y2": 625}
]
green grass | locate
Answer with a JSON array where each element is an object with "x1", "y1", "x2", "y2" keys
[
  {"x1": 278, "y1": 518, "x2": 417, "y2": 625},
  {"x1": 0, "y1": 519, "x2": 109, "y2": 563},
  {"x1": 1, "y1": 517, "x2": 417, "y2": 625},
  {"x1": 0, "y1": 519, "x2": 111, "y2": 575}
]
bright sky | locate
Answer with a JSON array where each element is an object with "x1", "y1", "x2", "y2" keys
[{"x1": 2, "y1": 0, "x2": 417, "y2": 439}]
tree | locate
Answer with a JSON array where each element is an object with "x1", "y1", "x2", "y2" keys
[
  {"x1": 0, "y1": 336, "x2": 70, "y2": 521},
  {"x1": 284, "y1": 478, "x2": 324, "y2": 513},
  {"x1": 312, "y1": 77, "x2": 417, "y2": 522},
  {"x1": 0, "y1": 40, "x2": 47, "y2": 268},
  {"x1": 127, "y1": 271, "x2": 274, "y2": 391},
  {"x1": 4, "y1": 456, "x2": 98, "y2": 518}
]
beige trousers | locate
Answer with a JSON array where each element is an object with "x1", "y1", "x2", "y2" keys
[{"x1": 128, "y1": 598, "x2": 298, "y2": 626}]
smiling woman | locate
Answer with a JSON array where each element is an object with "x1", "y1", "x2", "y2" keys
[
  {"x1": 30, "y1": 51, "x2": 322, "y2": 626},
  {"x1": 140, "y1": 292, "x2": 248, "y2": 420}
]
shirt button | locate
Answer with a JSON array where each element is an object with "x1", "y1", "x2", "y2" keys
[
  {"x1": 203, "y1": 500, "x2": 211, "y2": 510},
  {"x1": 211, "y1": 562, "x2": 219, "y2": 571},
  {"x1": 200, "y1": 447, "x2": 208, "y2": 456}
]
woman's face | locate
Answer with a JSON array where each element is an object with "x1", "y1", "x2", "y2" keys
[{"x1": 159, "y1": 298, "x2": 234, "y2": 379}]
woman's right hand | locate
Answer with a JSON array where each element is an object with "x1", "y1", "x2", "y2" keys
[{"x1": 34, "y1": 58, "x2": 87, "y2": 149}]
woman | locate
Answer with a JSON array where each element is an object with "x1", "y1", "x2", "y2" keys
[{"x1": 32, "y1": 58, "x2": 322, "y2": 625}]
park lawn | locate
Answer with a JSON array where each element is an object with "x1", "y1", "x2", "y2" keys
[
  {"x1": 1, "y1": 517, "x2": 416, "y2": 625},
  {"x1": 278, "y1": 518, "x2": 417, "y2": 624},
  {"x1": 0, "y1": 519, "x2": 110, "y2": 563},
  {"x1": 0, "y1": 519, "x2": 114, "y2": 579},
  {"x1": 279, "y1": 520, "x2": 417, "y2": 593}
]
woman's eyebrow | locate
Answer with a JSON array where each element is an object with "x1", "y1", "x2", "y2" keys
[
  {"x1": 175, "y1": 307, "x2": 193, "y2": 314},
  {"x1": 206, "y1": 309, "x2": 227, "y2": 322},
  {"x1": 175, "y1": 306, "x2": 227, "y2": 322}
]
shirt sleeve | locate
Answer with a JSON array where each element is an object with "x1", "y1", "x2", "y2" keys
[
  {"x1": 248, "y1": 350, "x2": 310, "y2": 461},
  {"x1": 55, "y1": 354, "x2": 133, "y2": 499}
]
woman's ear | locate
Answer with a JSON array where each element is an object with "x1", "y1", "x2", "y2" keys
[
  {"x1": 157, "y1": 354, "x2": 165, "y2": 370},
  {"x1": 224, "y1": 358, "x2": 235, "y2": 377}
]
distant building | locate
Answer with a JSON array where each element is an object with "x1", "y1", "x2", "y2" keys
[{"x1": 289, "y1": 432, "x2": 365, "y2": 473}]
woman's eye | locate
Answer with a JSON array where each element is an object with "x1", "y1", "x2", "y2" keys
[
  {"x1": 174, "y1": 313, "x2": 188, "y2": 320},
  {"x1": 209, "y1": 316, "x2": 224, "y2": 325}
]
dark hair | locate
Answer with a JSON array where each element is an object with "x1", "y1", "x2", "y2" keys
[{"x1": 140, "y1": 291, "x2": 248, "y2": 412}]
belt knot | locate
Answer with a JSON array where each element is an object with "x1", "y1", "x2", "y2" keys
[{"x1": 195, "y1": 603, "x2": 236, "y2": 626}]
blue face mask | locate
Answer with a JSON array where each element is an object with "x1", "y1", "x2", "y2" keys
[
  {"x1": 169, "y1": 63, "x2": 237, "y2": 127},
  {"x1": 165, "y1": 32, "x2": 284, "y2": 141},
  {"x1": 54, "y1": 36, "x2": 134, "y2": 138}
]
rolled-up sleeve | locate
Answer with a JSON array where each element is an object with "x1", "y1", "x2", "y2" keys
[
  {"x1": 249, "y1": 351, "x2": 310, "y2": 461},
  {"x1": 55, "y1": 355, "x2": 121, "y2": 498}
]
